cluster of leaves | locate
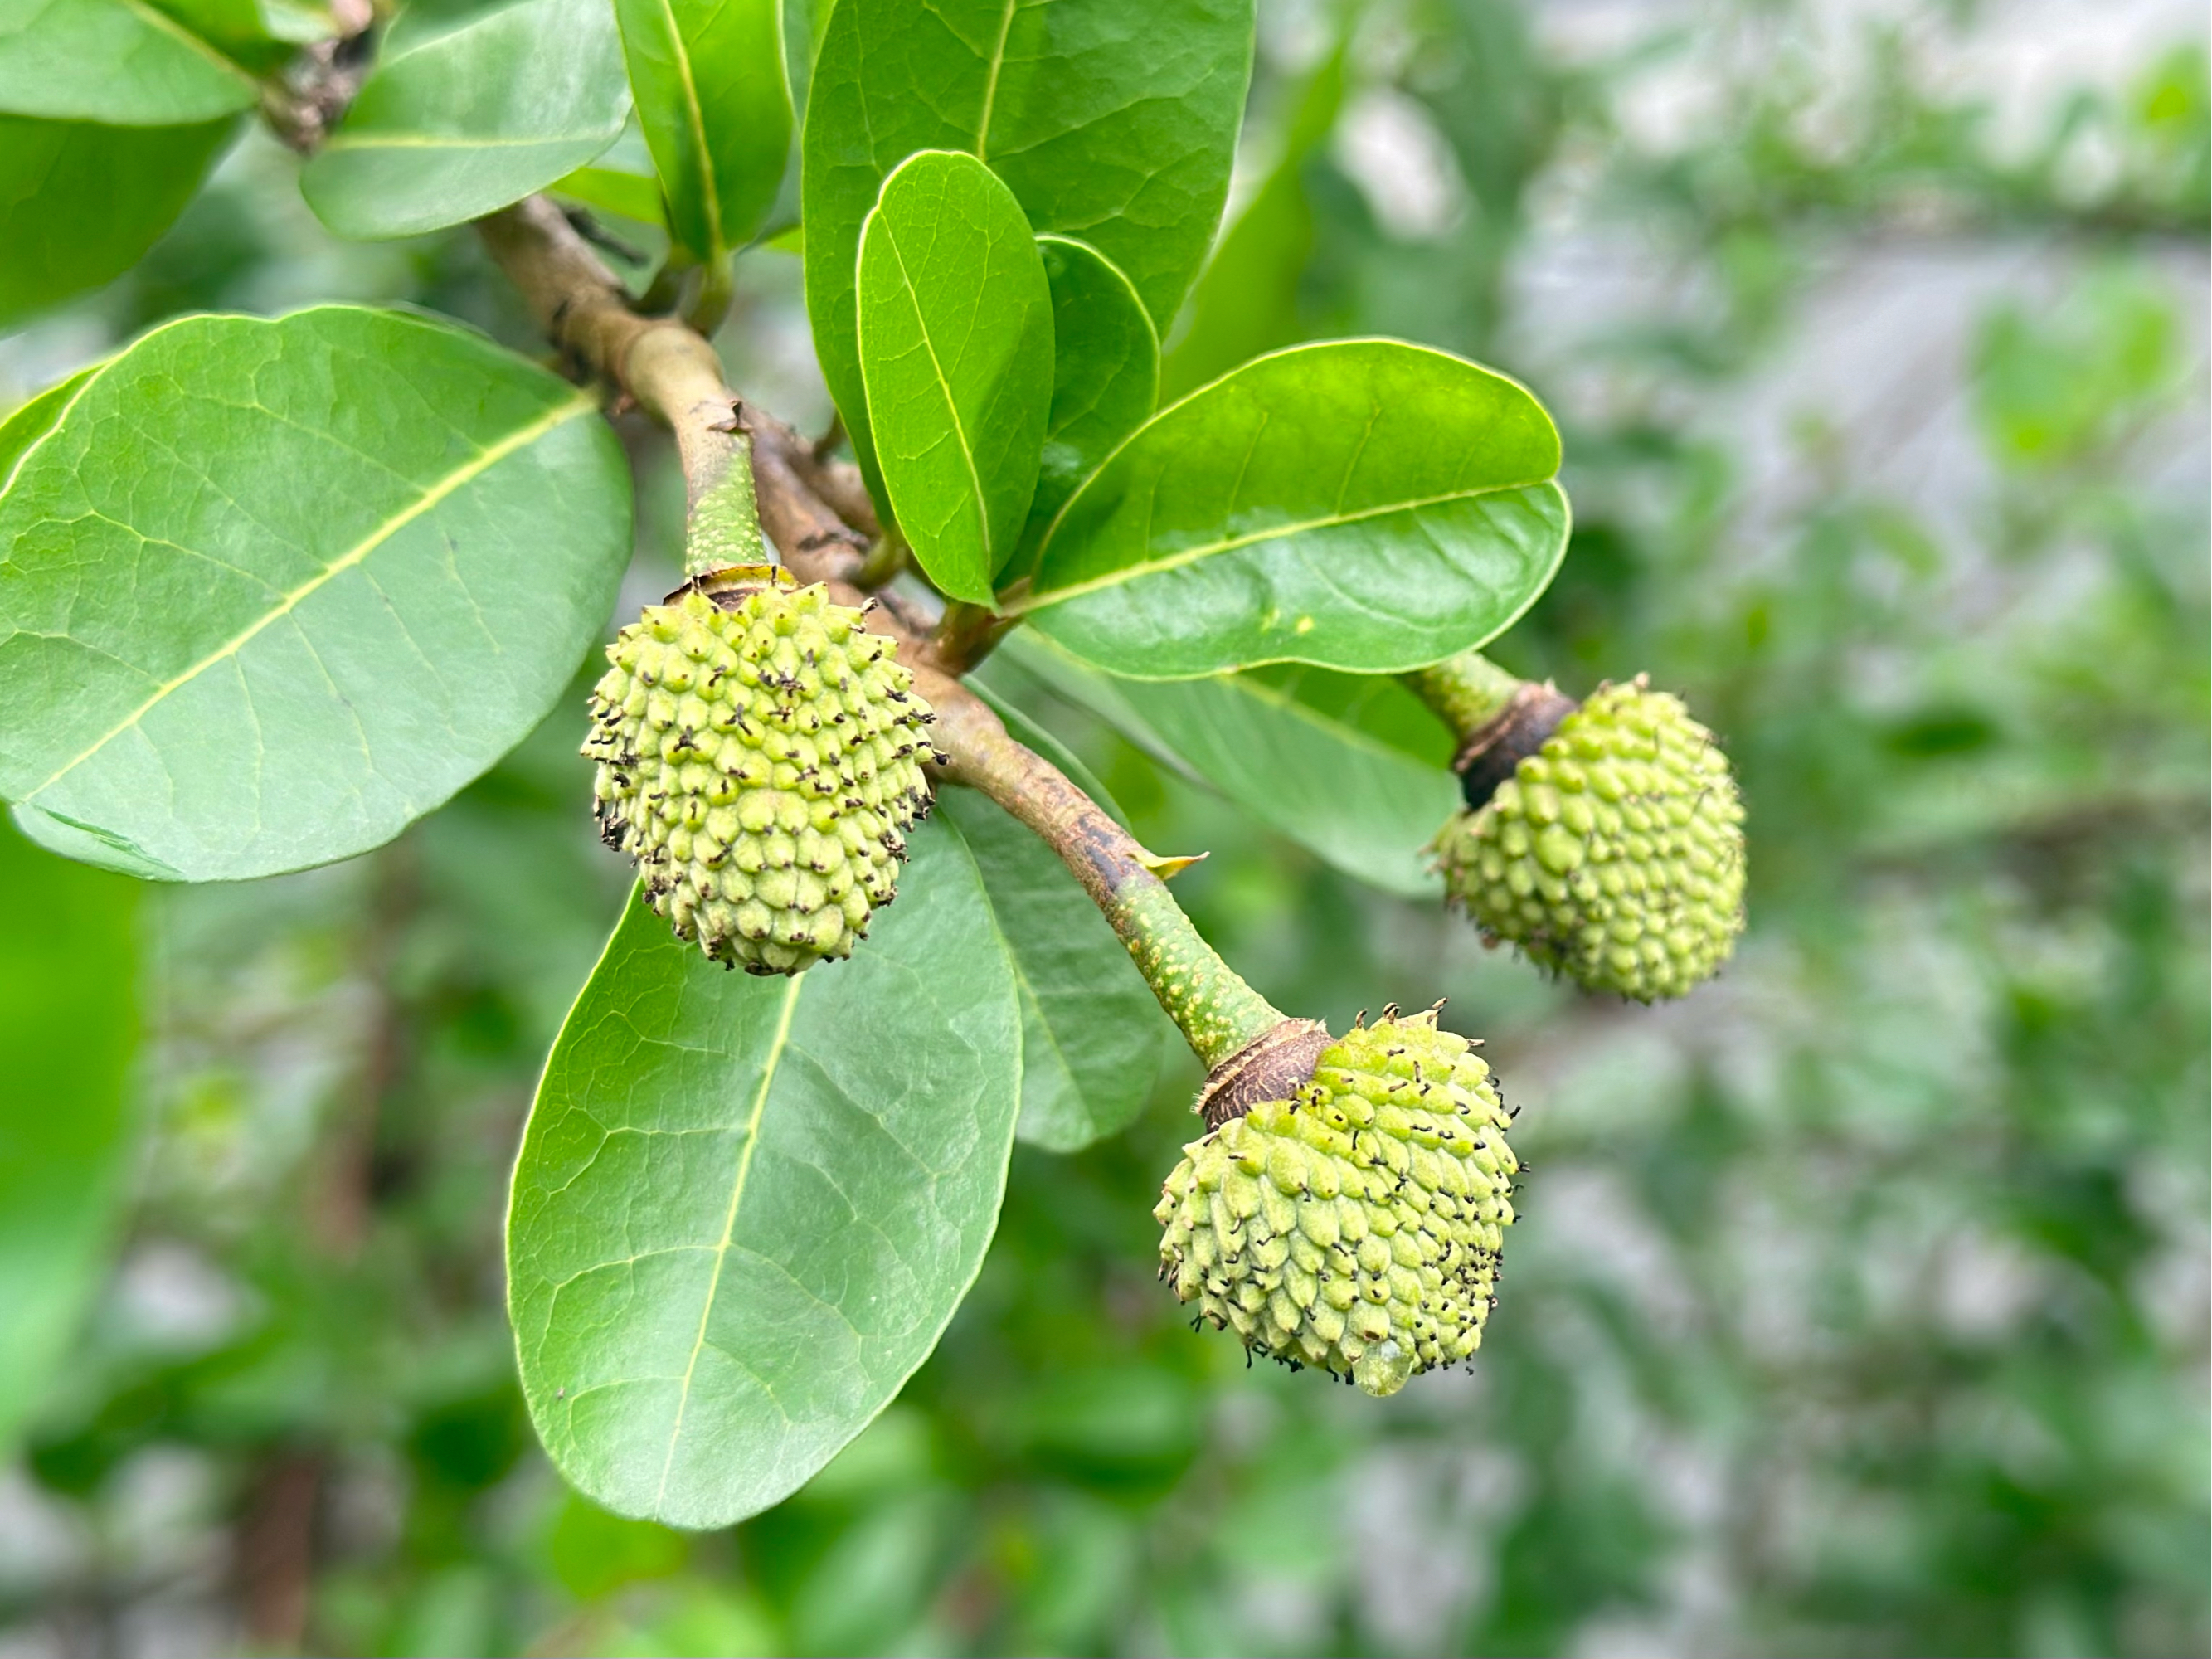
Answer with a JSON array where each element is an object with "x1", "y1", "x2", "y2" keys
[
  {"x1": 2, "y1": 0, "x2": 2205, "y2": 1652},
  {"x1": 0, "y1": 0, "x2": 1608, "y2": 1541}
]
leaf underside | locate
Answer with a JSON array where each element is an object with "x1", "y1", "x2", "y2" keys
[
  {"x1": 1001, "y1": 632, "x2": 1460, "y2": 898},
  {"x1": 937, "y1": 788, "x2": 1163, "y2": 1151},
  {"x1": 0, "y1": 114, "x2": 239, "y2": 328},
  {"x1": 0, "y1": 0, "x2": 260, "y2": 124}
]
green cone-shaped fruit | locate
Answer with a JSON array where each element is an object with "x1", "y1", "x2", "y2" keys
[
  {"x1": 1154, "y1": 1010, "x2": 1518, "y2": 1398},
  {"x1": 584, "y1": 567, "x2": 937, "y2": 975},
  {"x1": 1434, "y1": 678, "x2": 1743, "y2": 1001}
]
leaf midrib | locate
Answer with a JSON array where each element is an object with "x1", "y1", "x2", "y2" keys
[
  {"x1": 1014, "y1": 478, "x2": 1554, "y2": 614},
  {"x1": 875, "y1": 207, "x2": 994, "y2": 573},
  {"x1": 17, "y1": 389, "x2": 594, "y2": 803},
  {"x1": 652, "y1": 0, "x2": 725, "y2": 253},
  {"x1": 971, "y1": 0, "x2": 1017, "y2": 163},
  {"x1": 654, "y1": 972, "x2": 805, "y2": 1511},
  {"x1": 323, "y1": 129, "x2": 615, "y2": 152},
  {"x1": 114, "y1": 0, "x2": 259, "y2": 91}
]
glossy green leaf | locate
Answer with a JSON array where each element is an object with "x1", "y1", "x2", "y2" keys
[
  {"x1": 0, "y1": 114, "x2": 236, "y2": 328},
  {"x1": 615, "y1": 0, "x2": 790, "y2": 259},
  {"x1": 1023, "y1": 236, "x2": 1156, "y2": 559},
  {"x1": 857, "y1": 150, "x2": 1053, "y2": 603},
  {"x1": 1001, "y1": 631, "x2": 1459, "y2": 898},
  {"x1": 0, "y1": 306, "x2": 632, "y2": 882},
  {"x1": 1159, "y1": 44, "x2": 1344, "y2": 401},
  {"x1": 1018, "y1": 339, "x2": 1570, "y2": 678},
  {"x1": 508, "y1": 816, "x2": 1022, "y2": 1528},
  {"x1": 0, "y1": 0, "x2": 258, "y2": 123},
  {"x1": 936, "y1": 789, "x2": 1161, "y2": 1152},
  {"x1": 302, "y1": 0, "x2": 630, "y2": 241},
  {"x1": 801, "y1": 0, "x2": 1252, "y2": 489},
  {"x1": 0, "y1": 814, "x2": 138, "y2": 1449}
]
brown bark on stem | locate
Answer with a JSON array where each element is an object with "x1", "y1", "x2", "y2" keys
[{"x1": 930, "y1": 688, "x2": 1286, "y2": 1068}]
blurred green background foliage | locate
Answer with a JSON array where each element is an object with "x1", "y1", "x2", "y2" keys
[{"x1": 1, "y1": 0, "x2": 2205, "y2": 1653}]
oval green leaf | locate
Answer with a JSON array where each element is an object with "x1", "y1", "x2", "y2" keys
[
  {"x1": 615, "y1": 0, "x2": 790, "y2": 259},
  {"x1": 0, "y1": 815, "x2": 138, "y2": 1450},
  {"x1": 0, "y1": 0, "x2": 258, "y2": 123},
  {"x1": 508, "y1": 816, "x2": 1022, "y2": 1528},
  {"x1": 0, "y1": 306, "x2": 632, "y2": 882},
  {"x1": 936, "y1": 788, "x2": 1161, "y2": 1153},
  {"x1": 1000, "y1": 631, "x2": 1460, "y2": 898},
  {"x1": 0, "y1": 114, "x2": 237, "y2": 328},
  {"x1": 1022, "y1": 236, "x2": 1157, "y2": 563},
  {"x1": 302, "y1": 0, "x2": 630, "y2": 241},
  {"x1": 801, "y1": 0, "x2": 1252, "y2": 492},
  {"x1": 1017, "y1": 339, "x2": 1571, "y2": 679},
  {"x1": 857, "y1": 149, "x2": 1052, "y2": 603}
]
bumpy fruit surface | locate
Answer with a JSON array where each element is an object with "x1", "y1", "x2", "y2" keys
[
  {"x1": 1435, "y1": 678, "x2": 1743, "y2": 1001},
  {"x1": 584, "y1": 570, "x2": 936, "y2": 975},
  {"x1": 1155, "y1": 1010, "x2": 1517, "y2": 1398}
]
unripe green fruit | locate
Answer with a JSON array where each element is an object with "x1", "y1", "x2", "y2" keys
[
  {"x1": 1155, "y1": 1010, "x2": 1518, "y2": 1398},
  {"x1": 584, "y1": 567, "x2": 937, "y2": 975},
  {"x1": 1433, "y1": 677, "x2": 1744, "y2": 1001}
]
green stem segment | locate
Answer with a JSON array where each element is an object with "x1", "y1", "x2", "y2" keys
[
  {"x1": 1405, "y1": 650, "x2": 1525, "y2": 738},
  {"x1": 929, "y1": 679, "x2": 1285, "y2": 1068},
  {"x1": 680, "y1": 431, "x2": 766, "y2": 577}
]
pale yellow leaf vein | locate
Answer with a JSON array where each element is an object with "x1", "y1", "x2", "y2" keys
[
  {"x1": 654, "y1": 0, "x2": 725, "y2": 253},
  {"x1": 972, "y1": 0, "x2": 1018, "y2": 163},
  {"x1": 653, "y1": 973, "x2": 805, "y2": 1511},
  {"x1": 878, "y1": 212, "x2": 993, "y2": 567},
  {"x1": 21, "y1": 391, "x2": 592, "y2": 802},
  {"x1": 1010, "y1": 481, "x2": 1547, "y2": 614},
  {"x1": 114, "y1": 0, "x2": 257, "y2": 88}
]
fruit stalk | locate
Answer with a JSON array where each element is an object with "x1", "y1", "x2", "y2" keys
[
  {"x1": 1405, "y1": 649, "x2": 1581, "y2": 810},
  {"x1": 1404, "y1": 650, "x2": 1526, "y2": 737}
]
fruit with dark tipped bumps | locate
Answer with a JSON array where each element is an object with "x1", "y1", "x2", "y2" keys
[
  {"x1": 1434, "y1": 678, "x2": 1744, "y2": 1001},
  {"x1": 1155, "y1": 1009, "x2": 1518, "y2": 1398},
  {"x1": 584, "y1": 569, "x2": 938, "y2": 975}
]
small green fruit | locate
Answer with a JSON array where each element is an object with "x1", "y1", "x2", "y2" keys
[
  {"x1": 584, "y1": 567, "x2": 937, "y2": 975},
  {"x1": 1433, "y1": 677, "x2": 1744, "y2": 1001},
  {"x1": 1155, "y1": 1009, "x2": 1518, "y2": 1398}
]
